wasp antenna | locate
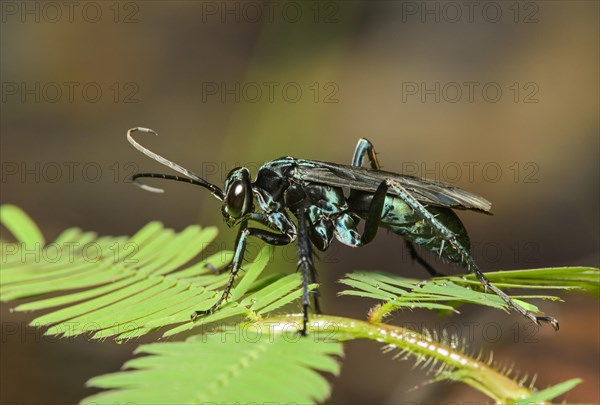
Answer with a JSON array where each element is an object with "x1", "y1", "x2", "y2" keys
[
  {"x1": 133, "y1": 180, "x2": 165, "y2": 193},
  {"x1": 131, "y1": 127, "x2": 158, "y2": 136},
  {"x1": 127, "y1": 127, "x2": 225, "y2": 200},
  {"x1": 131, "y1": 173, "x2": 222, "y2": 195}
]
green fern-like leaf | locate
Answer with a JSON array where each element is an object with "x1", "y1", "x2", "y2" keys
[
  {"x1": 515, "y1": 378, "x2": 583, "y2": 404},
  {"x1": 0, "y1": 205, "x2": 45, "y2": 246},
  {"x1": 0, "y1": 204, "x2": 310, "y2": 340},
  {"x1": 454, "y1": 267, "x2": 600, "y2": 295},
  {"x1": 83, "y1": 326, "x2": 343, "y2": 404},
  {"x1": 2, "y1": 205, "x2": 594, "y2": 403},
  {"x1": 339, "y1": 268, "x2": 599, "y2": 322}
]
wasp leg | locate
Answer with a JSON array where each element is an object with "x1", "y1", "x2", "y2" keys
[
  {"x1": 333, "y1": 183, "x2": 386, "y2": 248},
  {"x1": 359, "y1": 182, "x2": 387, "y2": 244},
  {"x1": 204, "y1": 261, "x2": 231, "y2": 275},
  {"x1": 303, "y1": 214, "x2": 323, "y2": 315},
  {"x1": 296, "y1": 208, "x2": 318, "y2": 336},
  {"x1": 382, "y1": 178, "x2": 559, "y2": 331},
  {"x1": 351, "y1": 140, "x2": 385, "y2": 245},
  {"x1": 191, "y1": 221, "x2": 293, "y2": 320},
  {"x1": 404, "y1": 240, "x2": 443, "y2": 277},
  {"x1": 352, "y1": 138, "x2": 381, "y2": 169},
  {"x1": 352, "y1": 138, "x2": 443, "y2": 276},
  {"x1": 309, "y1": 267, "x2": 321, "y2": 315}
]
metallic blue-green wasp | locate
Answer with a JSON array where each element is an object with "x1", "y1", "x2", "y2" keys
[{"x1": 127, "y1": 127, "x2": 558, "y2": 334}]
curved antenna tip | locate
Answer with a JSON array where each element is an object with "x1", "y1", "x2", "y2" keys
[
  {"x1": 134, "y1": 181, "x2": 165, "y2": 193},
  {"x1": 128, "y1": 127, "x2": 158, "y2": 136}
]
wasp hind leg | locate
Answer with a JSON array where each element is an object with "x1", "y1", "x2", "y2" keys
[
  {"x1": 351, "y1": 138, "x2": 444, "y2": 277},
  {"x1": 403, "y1": 240, "x2": 443, "y2": 277},
  {"x1": 352, "y1": 138, "x2": 382, "y2": 169},
  {"x1": 382, "y1": 178, "x2": 559, "y2": 331}
]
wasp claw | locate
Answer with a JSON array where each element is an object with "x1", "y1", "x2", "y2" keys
[
  {"x1": 536, "y1": 316, "x2": 559, "y2": 331},
  {"x1": 191, "y1": 309, "x2": 212, "y2": 321}
]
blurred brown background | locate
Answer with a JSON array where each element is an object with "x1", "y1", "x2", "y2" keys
[{"x1": 1, "y1": 1, "x2": 598, "y2": 403}]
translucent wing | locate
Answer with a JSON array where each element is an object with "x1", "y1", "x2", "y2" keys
[{"x1": 292, "y1": 160, "x2": 492, "y2": 212}]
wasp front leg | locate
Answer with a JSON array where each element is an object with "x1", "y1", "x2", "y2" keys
[{"x1": 191, "y1": 219, "x2": 294, "y2": 320}]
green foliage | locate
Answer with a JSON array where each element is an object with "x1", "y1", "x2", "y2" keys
[
  {"x1": 516, "y1": 378, "x2": 584, "y2": 404},
  {"x1": 457, "y1": 267, "x2": 600, "y2": 296},
  {"x1": 84, "y1": 327, "x2": 343, "y2": 405},
  {"x1": 1, "y1": 205, "x2": 597, "y2": 403},
  {"x1": 0, "y1": 206, "x2": 310, "y2": 340},
  {"x1": 1, "y1": 205, "x2": 45, "y2": 246},
  {"x1": 339, "y1": 268, "x2": 597, "y2": 323}
]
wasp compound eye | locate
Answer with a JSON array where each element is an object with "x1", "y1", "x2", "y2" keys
[{"x1": 226, "y1": 180, "x2": 246, "y2": 218}]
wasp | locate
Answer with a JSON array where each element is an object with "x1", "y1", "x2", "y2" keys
[{"x1": 127, "y1": 127, "x2": 558, "y2": 334}]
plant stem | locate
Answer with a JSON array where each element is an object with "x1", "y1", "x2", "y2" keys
[{"x1": 256, "y1": 314, "x2": 532, "y2": 402}]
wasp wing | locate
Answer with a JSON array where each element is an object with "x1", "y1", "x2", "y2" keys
[{"x1": 292, "y1": 160, "x2": 492, "y2": 212}]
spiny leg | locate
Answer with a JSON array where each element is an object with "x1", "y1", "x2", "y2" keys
[
  {"x1": 191, "y1": 222, "x2": 293, "y2": 320},
  {"x1": 309, "y1": 270, "x2": 321, "y2": 314},
  {"x1": 307, "y1": 254, "x2": 321, "y2": 315},
  {"x1": 296, "y1": 209, "x2": 318, "y2": 335},
  {"x1": 205, "y1": 261, "x2": 229, "y2": 275},
  {"x1": 383, "y1": 178, "x2": 559, "y2": 330},
  {"x1": 352, "y1": 138, "x2": 444, "y2": 276},
  {"x1": 404, "y1": 240, "x2": 443, "y2": 277}
]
